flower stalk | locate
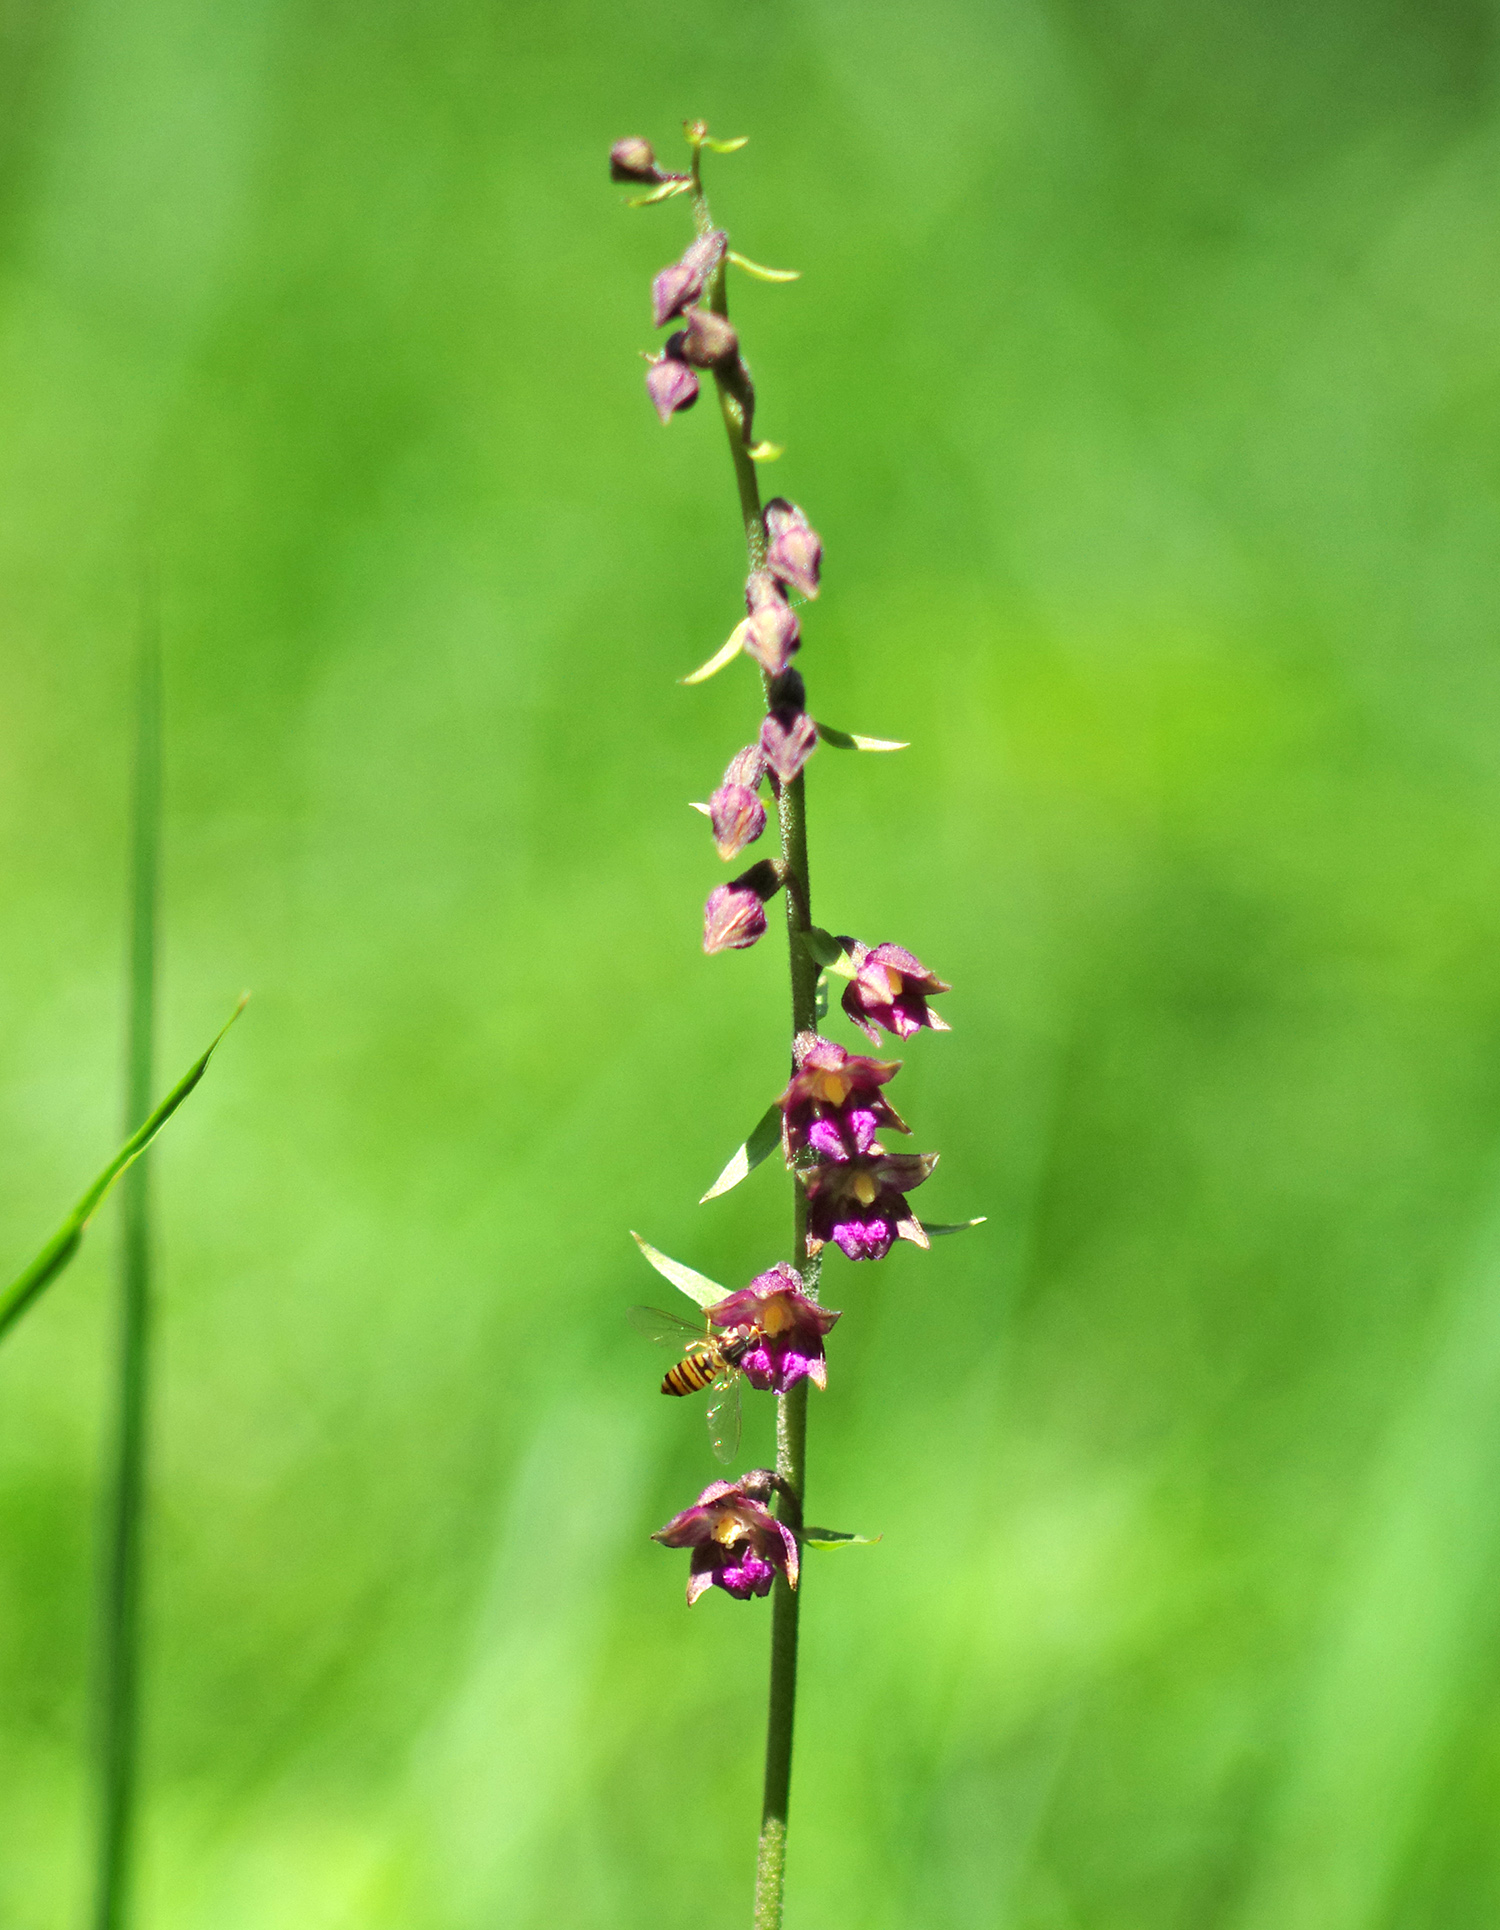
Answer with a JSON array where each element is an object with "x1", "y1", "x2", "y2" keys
[{"x1": 612, "y1": 122, "x2": 971, "y2": 1930}]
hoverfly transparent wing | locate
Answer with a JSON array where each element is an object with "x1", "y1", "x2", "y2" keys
[
  {"x1": 627, "y1": 1304, "x2": 712, "y2": 1349},
  {"x1": 704, "y1": 1368, "x2": 743, "y2": 1464}
]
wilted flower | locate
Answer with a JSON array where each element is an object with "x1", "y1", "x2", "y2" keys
[
  {"x1": 708, "y1": 782, "x2": 766, "y2": 861},
  {"x1": 705, "y1": 1262, "x2": 841, "y2": 1392},
  {"x1": 779, "y1": 1032, "x2": 908, "y2": 1161},
  {"x1": 611, "y1": 137, "x2": 664, "y2": 183},
  {"x1": 840, "y1": 941, "x2": 952, "y2": 1044},
  {"x1": 804, "y1": 1149, "x2": 938, "y2": 1262},
  {"x1": 646, "y1": 349, "x2": 699, "y2": 422},
  {"x1": 743, "y1": 570, "x2": 800, "y2": 675},
  {"x1": 763, "y1": 499, "x2": 822, "y2": 599},
  {"x1": 652, "y1": 230, "x2": 728, "y2": 329},
  {"x1": 703, "y1": 858, "x2": 783, "y2": 953},
  {"x1": 653, "y1": 1471, "x2": 799, "y2": 1604},
  {"x1": 677, "y1": 306, "x2": 740, "y2": 368}
]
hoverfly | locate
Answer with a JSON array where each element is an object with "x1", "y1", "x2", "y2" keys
[{"x1": 627, "y1": 1304, "x2": 761, "y2": 1463}]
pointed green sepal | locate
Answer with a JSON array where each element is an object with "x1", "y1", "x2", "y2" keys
[
  {"x1": 727, "y1": 251, "x2": 800, "y2": 282},
  {"x1": 680, "y1": 622, "x2": 748, "y2": 685},
  {"x1": 700, "y1": 1101, "x2": 783, "y2": 1202},
  {"x1": 702, "y1": 135, "x2": 749, "y2": 154},
  {"x1": 918, "y1": 1217, "x2": 988, "y2": 1236},
  {"x1": 800, "y1": 1527, "x2": 882, "y2": 1549},
  {"x1": 0, "y1": 998, "x2": 248, "y2": 1345},
  {"x1": 630, "y1": 1231, "x2": 726, "y2": 1311},
  {"x1": 815, "y1": 722, "x2": 909, "y2": 752},
  {"x1": 626, "y1": 178, "x2": 694, "y2": 207}
]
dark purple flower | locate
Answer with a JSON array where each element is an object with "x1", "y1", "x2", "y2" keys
[
  {"x1": 804, "y1": 1150, "x2": 938, "y2": 1262},
  {"x1": 707, "y1": 782, "x2": 766, "y2": 861},
  {"x1": 610, "y1": 137, "x2": 663, "y2": 183},
  {"x1": 840, "y1": 941, "x2": 952, "y2": 1044},
  {"x1": 653, "y1": 1470, "x2": 799, "y2": 1605},
  {"x1": 677, "y1": 306, "x2": 739, "y2": 368},
  {"x1": 703, "y1": 859, "x2": 783, "y2": 954},
  {"x1": 743, "y1": 570, "x2": 800, "y2": 675},
  {"x1": 652, "y1": 230, "x2": 727, "y2": 329},
  {"x1": 705, "y1": 1262, "x2": 841, "y2": 1393},
  {"x1": 763, "y1": 499, "x2": 822, "y2": 599},
  {"x1": 645, "y1": 351, "x2": 699, "y2": 423},
  {"x1": 760, "y1": 706, "x2": 818, "y2": 783},
  {"x1": 778, "y1": 1031, "x2": 909, "y2": 1162}
]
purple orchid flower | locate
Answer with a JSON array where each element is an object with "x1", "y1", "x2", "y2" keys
[
  {"x1": 763, "y1": 499, "x2": 822, "y2": 599},
  {"x1": 804, "y1": 1149, "x2": 938, "y2": 1262},
  {"x1": 839, "y1": 940, "x2": 952, "y2": 1044},
  {"x1": 705, "y1": 1262, "x2": 841, "y2": 1393},
  {"x1": 653, "y1": 1470, "x2": 799, "y2": 1605},
  {"x1": 652, "y1": 230, "x2": 727, "y2": 329},
  {"x1": 778, "y1": 1031, "x2": 909, "y2": 1162}
]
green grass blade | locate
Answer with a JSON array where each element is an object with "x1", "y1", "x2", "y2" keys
[
  {"x1": 700, "y1": 1102, "x2": 782, "y2": 1202},
  {"x1": 0, "y1": 998, "x2": 246, "y2": 1346},
  {"x1": 629, "y1": 1231, "x2": 725, "y2": 1310}
]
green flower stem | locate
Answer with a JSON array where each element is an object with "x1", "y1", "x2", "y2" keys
[
  {"x1": 93, "y1": 619, "x2": 160, "y2": 1930},
  {"x1": 696, "y1": 153, "x2": 816, "y2": 1930}
]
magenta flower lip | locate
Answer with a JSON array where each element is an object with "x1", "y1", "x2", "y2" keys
[
  {"x1": 804, "y1": 1148, "x2": 938, "y2": 1262},
  {"x1": 653, "y1": 1471, "x2": 800, "y2": 1604},
  {"x1": 778, "y1": 1031, "x2": 909, "y2": 1161},
  {"x1": 839, "y1": 940, "x2": 952, "y2": 1044},
  {"x1": 705, "y1": 1261, "x2": 841, "y2": 1393}
]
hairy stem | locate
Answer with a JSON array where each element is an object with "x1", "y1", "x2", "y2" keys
[
  {"x1": 696, "y1": 157, "x2": 816, "y2": 1930},
  {"x1": 93, "y1": 618, "x2": 160, "y2": 1930}
]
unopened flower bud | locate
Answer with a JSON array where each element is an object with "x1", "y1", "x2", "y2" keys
[
  {"x1": 652, "y1": 230, "x2": 727, "y2": 329},
  {"x1": 645, "y1": 350, "x2": 699, "y2": 423},
  {"x1": 760, "y1": 704, "x2": 818, "y2": 783},
  {"x1": 703, "y1": 859, "x2": 783, "y2": 954},
  {"x1": 764, "y1": 498, "x2": 822, "y2": 599},
  {"x1": 610, "y1": 137, "x2": 662, "y2": 183},
  {"x1": 724, "y1": 744, "x2": 767, "y2": 790},
  {"x1": 743, "y1": 571, "x2": 799, "y2": 675},
  {"x1": 767, "y1": 667, "x2": 806, "y2": 711},
  {"x1": 677, "y1": 306, "x2": 739, "y2": 368},
  {"x1": 708, "y1": 782, "x2": 767, "y2": 862}
]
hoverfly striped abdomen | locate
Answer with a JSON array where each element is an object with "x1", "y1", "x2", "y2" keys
[{"x1": 660, "y1": 1327, "x2": 755, "y2": 1398}]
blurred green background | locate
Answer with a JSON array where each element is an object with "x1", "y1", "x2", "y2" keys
[{"x1": 2, "y1": 0, "x2": 1500, "y2": 1924}]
